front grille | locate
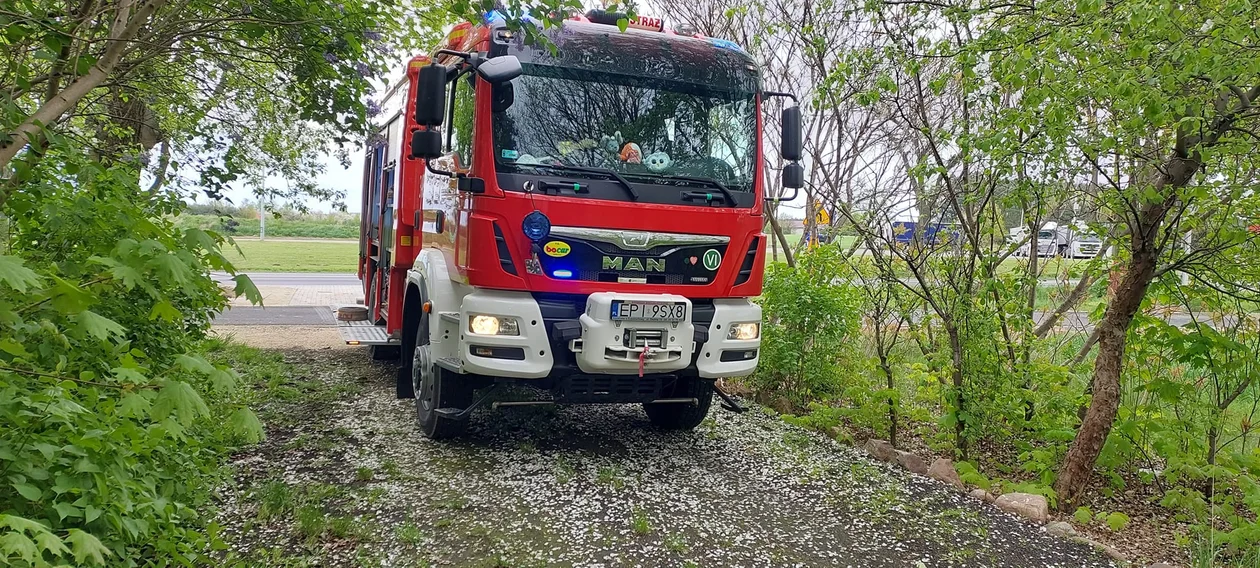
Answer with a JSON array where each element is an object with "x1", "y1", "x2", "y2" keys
[
  {"x1": 579, "y1": 271, "x2": 688, "y2": 285},
  {"x1": 584, "y1": 241, "x2": 678, "y2": 256}
]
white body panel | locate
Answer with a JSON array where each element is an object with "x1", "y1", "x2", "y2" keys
[
  {"x1": 574, "y1": 292, "x2": 695, "y2": 375},
  {"x1": 409, "y1": 250, "x2": 762, "y2": 380},
  {"x1": 696, "y1": 299, "x2": 761, "y2": 378}
]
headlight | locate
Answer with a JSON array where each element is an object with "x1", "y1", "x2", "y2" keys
[
  {"x1": 468, "y1": 314, "x2": 519, "y2": 336},
  {"x1": 727, "y1": 322, "x2": 760, "y2": 340}
]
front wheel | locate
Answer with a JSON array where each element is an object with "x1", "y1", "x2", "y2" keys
[
  {"x1": 643, "y1": 377, "x2": 714, "y2": 430},
  {"x1": 411, "y1": 318, "x2": 473, "y2": 439}
]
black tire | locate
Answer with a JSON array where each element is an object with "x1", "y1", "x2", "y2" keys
[
  {"x1": 411, "y1": 314, "x2": 473, "y2": 439},
  {"x1": 1058, "y1": 244, "x2": 1069, "y2": 258},
  {"x1": 370, "y1": 344, "x2": 400, "y2": 361},
  {"x1": 643, "y1": 377, "x2": 714, "y2": 430},
  {"x1": 396, "y1": 309, "x2": 418, "y2": 399}
]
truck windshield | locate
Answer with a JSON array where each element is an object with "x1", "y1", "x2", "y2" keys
[{"x1": 492, "y1": 65, "x2": 757, "y2": 193}]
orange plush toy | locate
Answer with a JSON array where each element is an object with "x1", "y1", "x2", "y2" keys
[{"x1": 619, "y1": 142, "x2": 642, "y2": 164}]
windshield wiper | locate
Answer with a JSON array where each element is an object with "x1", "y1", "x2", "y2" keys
[
  {"x1": 627, "y1": 173, "x2": 738, "y2": 208},
  {"x1": 522, "y1": 163, "x2": 639, "y2": 201}
]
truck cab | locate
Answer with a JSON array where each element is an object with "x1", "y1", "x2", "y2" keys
[{"x1": 346, "y1": 12, "x2": 803, "y2": 438}]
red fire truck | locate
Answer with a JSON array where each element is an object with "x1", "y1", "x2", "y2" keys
[{"x1": 344, "y1": 10, "x2": 803, "y2": 438}]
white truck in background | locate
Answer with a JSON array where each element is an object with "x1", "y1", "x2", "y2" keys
[{"x1": 1010, "y1": 221, "x2": 1105, "y2": 258}]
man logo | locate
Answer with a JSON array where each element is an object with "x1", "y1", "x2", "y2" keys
[
  {"x1": 602, "y1": 256, "x2": 665, "y2": 272},
  {"x1": 543, "y1": 241, "x2": 571, "y2": 258}
]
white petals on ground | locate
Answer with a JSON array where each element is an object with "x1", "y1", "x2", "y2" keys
[{"x1": 214, "y1": 348, "x2": 1117, "y2": 567}]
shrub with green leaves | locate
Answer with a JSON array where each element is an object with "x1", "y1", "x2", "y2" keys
[
  {"x1": 754, "y1": 246, "x2": 865, "y2": 409},
  {"x1": 0, "y1": 144, "x2": 264, "y2": 566}
]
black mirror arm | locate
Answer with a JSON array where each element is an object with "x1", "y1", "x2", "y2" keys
[
  {"x1": 765, "y1": 187, "x2": 800, "y2": 204},
  {"x1": 426, "y1": 161, "x2": 455, "y2": 177},
  {"x1": 762, "y1": 90, "x2": 799, "y2": 104}
]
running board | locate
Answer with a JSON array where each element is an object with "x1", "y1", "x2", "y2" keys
[{"x1": 337, "y1": 319, "x2": 399, "y2": 346}]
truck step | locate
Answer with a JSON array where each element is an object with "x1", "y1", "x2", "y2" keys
[
  {"x1": 336, "y1": 320, "x2": 398, "y2": 346},
  {"x1": 438, "y1": 311, "x2": 460, "y2": 324},
  {"x1": 435, "y1": 357, "x2": 462, "y2": 372}
]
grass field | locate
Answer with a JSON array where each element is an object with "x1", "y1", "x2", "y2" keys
[{"x1": 225, "y1": 239, "x2": 358, "y2": 272}]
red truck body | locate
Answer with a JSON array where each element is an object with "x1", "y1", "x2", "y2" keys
[{"x1": 348, "y1": 13, "x2": 799, "y2": 437}]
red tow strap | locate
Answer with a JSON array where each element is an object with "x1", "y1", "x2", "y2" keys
[{"x1": 638, "y1": 346, "x2": 652, "y2": 377}]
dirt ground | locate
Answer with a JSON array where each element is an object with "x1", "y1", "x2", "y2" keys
[
  {"x1": 209, "y1": 335, "x2": 1118, "y2": 568},
  {"x1": 212, "y1": 325, "x2": 351, "y2": 350}
]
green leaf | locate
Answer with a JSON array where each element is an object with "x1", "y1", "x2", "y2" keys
[
  {"x1": 0, "y1": 531, "x2": 38, "y2": 562},
  {"x1": 1104, "y1": 511, "x2": 1129, "y2": 531},
  {"x1": 228, "y1": 407, "x2": 265, "y2": 443},
  {"x1": 1073, "y1": 506, "x2": 1092, "y2": 525},
  {"x1": 118, "y1": 393, "x2": 151, "y2": 418},
  {"x1": 616, "y1": 17, "x2": 629, "y2": 32},
  {"x1": 149, "y1": 300, "x2": 182, "y2": 322},
  {"x1": 0, "y1": 255, "x2": 43, "y2": 292},
  {"x1": 74, "y1": 310, "x2": 125, "y2": 340},
  {"x1": 0, "y1": 339, "x2": 31, "y2": 358},
  {"x1": 65, "y1": 529, "x2": 110, "y2": 565},
  {"x1": 12, "y1": 483, "x2": 41, "y2": 502},
  {"x1": 175, "y1": 354, "x2": 216, "y2": 375},
  {"x1": 53, "y1": 502, "x2": 81, "y2": 520},
  {"x1": 152, "y1": 380, "x2": 209, "y2": 426},
  {"x1": 209, "y1": 368, "x2": 237, "y2": 392},
  {"x1": 32, "y1": 530, "x2": 69, "y2": 558},
  {"x1": 0, "y1": 515, "x2": 50, "y2": 535},
  {"x1": 233, "y1": 274, "x2": 262, "y2": 305}
]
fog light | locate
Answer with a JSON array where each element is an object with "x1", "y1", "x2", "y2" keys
[
  {"x1": 727, "y1": 322, "x2": 760, "y2": 340},
  {"x1": 468, "y1": 314, "x2": 519, "y2": 336}
]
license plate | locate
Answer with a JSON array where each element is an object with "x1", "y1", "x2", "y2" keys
[{"x1": 611, "y1": 300, "x2": 686, "y2": 321}]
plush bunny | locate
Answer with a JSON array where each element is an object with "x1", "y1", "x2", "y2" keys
[
  {"x1": 644, "y1": 152, "x2": 672, "y2": 173},
  {"x1": 600, "y1": 131, "x2": 623, "y2": 153}
]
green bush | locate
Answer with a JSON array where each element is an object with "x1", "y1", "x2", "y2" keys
[
  {"x1": 173, "y1": 214, "x2": 360, "y2": 239},
  {"x1": 0, "y1": 143, "x2": 263, "y2": 566},
  {"x1": 753, "y1": 247, "x2": 865, "y2": 409}
]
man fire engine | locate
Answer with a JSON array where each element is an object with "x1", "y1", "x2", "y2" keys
[{"x1": 344, "y1": 10, "x2": 803, "y2": 438}]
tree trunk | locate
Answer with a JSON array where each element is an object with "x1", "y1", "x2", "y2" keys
[
  {"x1": 0, "y1": 0, "x2": 168, "y2": 175},
  {"x1": 1054, "y1": 237, "x2": 1160, "y2": 507},
  {"x1": 946, "y1": 324, "x2": 968, "y2": 459},
  {"x1": 767, "y1": 213, "x2": 795, "y2": 267}
]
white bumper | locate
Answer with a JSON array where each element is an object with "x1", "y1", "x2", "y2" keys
[
  {"x1": 456, "y1": 291, "x2": 761, "y2": 379},
  {"x1": 574, "y1": 292, "x2": 694, "y2": 374},
  {"x1": 460, "y1": 290, "x2": 552, "y2": 378},
  {"x1": 696, "y1": 299, "x2": 761, "y2": 378}
]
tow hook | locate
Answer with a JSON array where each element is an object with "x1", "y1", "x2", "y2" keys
[{"x1": 713, "y1": 383, "x2": 746, "y2": 413}]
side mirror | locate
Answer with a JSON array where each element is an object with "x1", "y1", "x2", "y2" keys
[
  {"x1": 782, "y1": 162, "x2": 804, "y2": 189},
  {"x1": 491, "y1": 82, "x2": 514, "y2": 112},
  {"x1": 414, "y1": 63, "x2": 447, "y2": 126},
  {"x1": 410, "y1": 130, "x2": 441, "y2": 160},
  {"x1": 475, "y1": 55, "x2": 522, "y2": 84},
  {"x1": 781, "y1": 106, "x2": 802, "y2": 161},
  {"x1": 766, "y1": 163, "x2": 804, "y2": 203}
]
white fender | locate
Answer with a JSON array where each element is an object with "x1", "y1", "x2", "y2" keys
[{"x1": 409, "y1": 249, "x2": 469, "y2": 362}]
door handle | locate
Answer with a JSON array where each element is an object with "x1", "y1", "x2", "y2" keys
[{"x1": 435, "y1": 210, "x2": 445, "y2": 234}]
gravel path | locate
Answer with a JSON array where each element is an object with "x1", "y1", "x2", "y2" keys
[{"x1": 214, "y1": 347, "x2": 1117, "y2": 568}]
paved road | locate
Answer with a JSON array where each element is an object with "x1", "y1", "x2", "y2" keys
[
  {"x1": 212, "y1": 271, "x2": 359, "y2": 287},
  {"x1": 213, "y1": 347, "x2": 1118, "y2": 567},
  {"x1": 214, "y1": 306, "x2": 338, "y2": 325}
]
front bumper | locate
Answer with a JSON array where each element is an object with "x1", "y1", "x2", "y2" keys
[{"x1": 456, "y1": 291, "x2": 760, "y2": 379}]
